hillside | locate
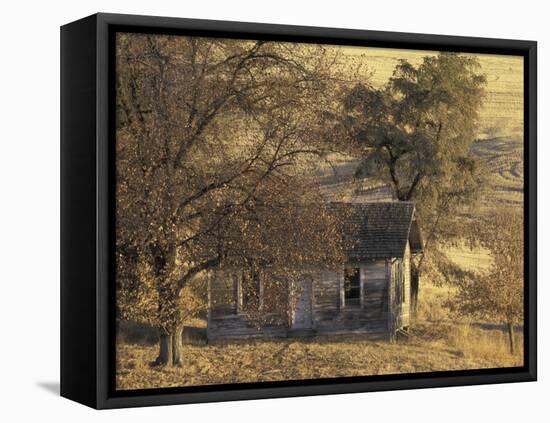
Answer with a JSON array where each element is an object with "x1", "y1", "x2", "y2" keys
[{"x1": 472, "y1": 137, "x2": 524, "y2": 210}]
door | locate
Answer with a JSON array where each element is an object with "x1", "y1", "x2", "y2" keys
[{"x1": 292, "y1": 277, "x2": 313, "y2": 329}]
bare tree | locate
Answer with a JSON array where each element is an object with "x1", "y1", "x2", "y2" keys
[{"x1": 451, "y1": 210, "x2": 524, "y2": 353}]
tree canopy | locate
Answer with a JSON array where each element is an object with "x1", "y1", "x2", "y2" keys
[
  {"x1": 451, "y1": 210, "x2": 524, "y2": 352},
  {"x1": 336, "y1": 53, "x2": 488, "y2": 274},
  {"x1": 115, "y1": 33, "x2": 349, "y2": 364}
]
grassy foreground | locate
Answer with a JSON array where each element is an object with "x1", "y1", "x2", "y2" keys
[
  {"x1": 116, "y1": 241, "x2": 523, "y2": 390},
  {"x1": 116, "y1": 319, "x2": 523, "y2": 390},
  {"x1": 116, "y1": 243, "x2": 524, "y2": 390}
]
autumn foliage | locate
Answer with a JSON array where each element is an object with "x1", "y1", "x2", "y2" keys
[
  {"x1": 451, "y1": 210, "x2": 524, "y2": 352},
  {"x1": 115, "y1": 33, "x2": 350, "y2": 364}
]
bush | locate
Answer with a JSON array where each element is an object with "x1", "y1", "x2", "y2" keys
[{"x1": 117, "y1": 320, "x2": 158, "y2": 345}]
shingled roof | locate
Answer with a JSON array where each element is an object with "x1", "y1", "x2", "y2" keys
[{"x1": 329, "y1": 202, "x2": 416, "y2": 260}]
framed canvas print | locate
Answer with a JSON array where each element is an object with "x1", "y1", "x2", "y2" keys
[{"x1": 60, "y1": 13, "x2": 537, "y2": 409}]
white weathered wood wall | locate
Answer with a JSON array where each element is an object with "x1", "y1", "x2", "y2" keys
[{"x1": 207, "y1": 252, "x2": 411, "y2": 341}]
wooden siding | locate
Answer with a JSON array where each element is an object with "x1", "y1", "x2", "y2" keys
[
  {"x1": 312, "y1": 261, "x2": 389, "y2": 335},
  {"x1": 387, "y1": 242, "x2": 411, "y2": 331},
  {"x1": 402, "y1": 242, "x2": 411, "y2": 326},
  {"x1": 388, "y1": 259, "x2": 402, "y2": 334},
  {"x1": 208, "y1": 270, "x2": 288, "y2": 340},
  {"x1": 207, "y1": 314, "x2": 287, "y2": 340},
  {"x1": 207, "y1": 260, "x2": 397, "y2": 340}
]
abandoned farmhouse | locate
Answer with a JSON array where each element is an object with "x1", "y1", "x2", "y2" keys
[{"x1": 206, "y1": 201, "x2": 423, "y2": 341}]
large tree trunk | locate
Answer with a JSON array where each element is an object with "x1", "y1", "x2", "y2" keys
[
  {"x1": 150, "y1": 243, "x2": 187, "y2": 366},
  {"x1": 172, "y1": 326, "x2": 183, "y2": 365},
  {"x1": 156, "y1": 331, "x2": 173, "y2": 366},
  {"x1": 507, "y1": 322, "x2": 515, "y2": 354},
  {"x1": 155, "y1": 327, "x2": 183, "y2": 366}
]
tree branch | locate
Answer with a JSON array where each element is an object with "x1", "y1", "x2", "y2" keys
[
  {"x1": 177, "y1": 256, "x2": 221, "y2": 291},
  {"x1": 403, "y1": 172, "x2": 422, "y2": 201}
]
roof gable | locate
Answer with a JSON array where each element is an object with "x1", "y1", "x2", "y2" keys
[{"x1": 329, "y1": 202, "x2": 415, "y2": 260}]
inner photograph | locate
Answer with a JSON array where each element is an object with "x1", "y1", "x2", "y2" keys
[{"x1": 114, "y1": 32, "x2": 525, "y2": 390}]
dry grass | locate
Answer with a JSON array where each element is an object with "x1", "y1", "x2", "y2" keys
[
  {"x1": 415, "y1": 281, "x2": 523, "y2": 364},
  {"x1": 116, "y1": 316, "x2": 523, "y2": 390},
  {"x1": 443, "y1": 242, "x2": 493, "y2": 273},
  {"x1": 443, "y1": 323, "x2": 522, "y2": 362},
  {"x1": 416, "y1": 283, "x2": 455, "y2": 322}
]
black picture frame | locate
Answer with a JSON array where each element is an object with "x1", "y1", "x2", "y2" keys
[{"x1": 60, "y1": 12, "x2": 537, "y2": 409}]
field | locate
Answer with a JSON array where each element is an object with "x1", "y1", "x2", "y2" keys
[
  {"x1": 116, "y1": 316, "x2": 523, "y2": 390},
  {"x1": 472, "y1": 137, "x2": 524, "y2": 210},
  {"x1": 339, "y1": 47, "x2": 523, "y2": 139}
]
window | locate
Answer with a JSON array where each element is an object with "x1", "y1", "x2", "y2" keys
[
  {"x1": 238, "y1": 268, "x2": 261, "y2": 312},
  {"x1": 344, "y1": 267, "x2": 361, "y2": 307}
]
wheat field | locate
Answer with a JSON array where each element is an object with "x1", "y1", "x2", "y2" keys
[{"x1": 338, "y1": 46, "x2": 523, "y2": 139}]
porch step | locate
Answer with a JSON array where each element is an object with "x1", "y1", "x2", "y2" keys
[
  {"x1": 287, "y1": 328, "x2": 316, "y2": 338},
  {"x1": 395, "y1": 328, "x2": 410, "y2": 341}
]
